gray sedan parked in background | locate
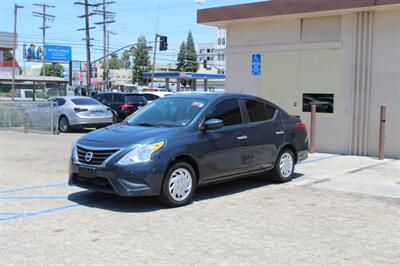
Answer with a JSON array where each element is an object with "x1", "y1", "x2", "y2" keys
[{"x1": 50, "y1": 96, "x2": 113, "y2": 132}]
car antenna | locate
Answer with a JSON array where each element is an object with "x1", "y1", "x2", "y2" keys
[{"x1": 239, "y1": 88, "x2": 245, "y2": 94}]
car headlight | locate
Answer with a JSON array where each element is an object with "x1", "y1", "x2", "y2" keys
[
  {"x1": 71, "y1": 143, "x2": 79, "y2": 163},
  {"x1": 117, "y1": 141, "x2": 165, "y2": 165}
]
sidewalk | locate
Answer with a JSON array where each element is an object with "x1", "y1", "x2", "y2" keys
[{"x1": 292, "y1": 153, "x2": 400, "y2": 198}]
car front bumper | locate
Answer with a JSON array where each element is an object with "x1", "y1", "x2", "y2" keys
[{"x1": 68, "y1": 157, "x2": 167, "y2": 197}]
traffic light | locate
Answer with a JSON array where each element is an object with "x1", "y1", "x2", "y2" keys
[
  {"x1": 159, "y1": 35, "x2": 168, "y2": 51},
  {"x1": 203, "y1": 59, "x2": 207, "y2": 69}
]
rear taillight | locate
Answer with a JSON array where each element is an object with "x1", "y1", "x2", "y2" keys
[
  {"x1": 119, "y1": 104, "x2": 135, "y2": 109},
  {"x1": 297, "y1": 122, "x2": 307, "y2": 132},
  {"x1": 74, "y1": 108, "x2": 88, "y2": 113}
]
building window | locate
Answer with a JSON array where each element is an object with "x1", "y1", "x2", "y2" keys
[
  {"x1": 221, "y1": 54, "x2": 225, "y2": 61},
  {"x1": 207, "y1": 49, "x2": 210, "y2": 53},
  {"x1": 218, "y1": 38, "x2": 221, "y2": 45},
  {"x1": 302, "y1": 93, "x2": 334, "y2": 113},
  {"x1": 222, "y1": 38, "x2": 225, "y2": 45}
]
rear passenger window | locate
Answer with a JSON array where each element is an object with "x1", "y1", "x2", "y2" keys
[
  {"x1": 245, "y1": 99, "x2": 276, "y2": 122},
  {"x1": 56, "y1": 98, "x2": 66, "y2": 106},
  {"x1": 113, "y1": 94, "x2": 125, "y2": 103},
  {"x1": 206, "y1": 99, "x2": 242, "y2": 126}
]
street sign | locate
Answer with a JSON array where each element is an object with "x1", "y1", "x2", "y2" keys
[
  {"x1": 44, "y1": 45, "x2": 72, "y2": 62},
  {"x1": 252, "y1": 53, "x2": 261, "y2": 76}
]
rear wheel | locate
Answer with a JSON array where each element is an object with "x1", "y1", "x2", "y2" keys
[
  {"x1": 158, "y1": 162, "x2": 196, "y2": 207},
  {"x1": 59, "y1": 116, "x2": 71, "y2": 133},
  {"x1": 112, "y1": 112, "x2": 118, "y2": 124},
  {"x1": 271, "y1": 148, "x2": 295, "y2": 183}
]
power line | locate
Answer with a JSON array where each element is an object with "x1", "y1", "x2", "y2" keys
[{"x1": 32, "y1": 3, "x2": 55, "y2": 75}]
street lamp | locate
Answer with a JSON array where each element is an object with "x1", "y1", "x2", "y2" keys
[{"x1": 11, "y1": 4, "x2": 24, "y2": 101}]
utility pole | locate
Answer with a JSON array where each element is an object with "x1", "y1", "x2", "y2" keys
[
  {"x1": 33, "y1": 3, "x2": 55, "y2": 76},
  {"x1": 94, "y1": 0, "x2": 115, "y2": 91},
  {"x1": 75, "y1": 0, "x2": 100, "y2": 90},
  {"x1": 150, "y1": 5, "x2": 160, "y2": 88},
  {"x1": 106, "y1": 30, "x2": 117, "y2": 89},
  {"x1": 11, "y1": 4, "x2": 24, "y2": 101}
]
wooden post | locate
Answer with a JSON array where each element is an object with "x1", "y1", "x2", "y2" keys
[
  {"x1": 378, "y1": 105, "x2": 386, "y2": 160},
  {"x1": 310, "y1": 104, "x2": 316, "y2": 153}
]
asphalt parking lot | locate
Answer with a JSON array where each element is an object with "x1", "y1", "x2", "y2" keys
[{"x1": 1, "y1": 130, "x2": 399, "y2": 265}]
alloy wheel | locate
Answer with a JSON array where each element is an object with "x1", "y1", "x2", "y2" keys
[{"x1": 59, "y1": 117, "x2": 68, "y2": 132}]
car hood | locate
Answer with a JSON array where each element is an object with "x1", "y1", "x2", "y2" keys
[{"x1": 77, "y1": 123, "x2": 181, "y2": 148}]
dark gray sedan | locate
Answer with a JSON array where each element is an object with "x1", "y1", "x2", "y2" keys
[{"x1": 69, "y1": 93, "x2": 308, "y2": 207}]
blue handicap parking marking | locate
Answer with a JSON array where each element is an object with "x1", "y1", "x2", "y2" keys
[{"x1": 0, "y1": 182, "x2": 80, "y2": 222}]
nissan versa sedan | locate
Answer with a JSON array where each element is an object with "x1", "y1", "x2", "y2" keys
[{"x1": 69, "y1": 93, "x2": 308, "y2": 207}]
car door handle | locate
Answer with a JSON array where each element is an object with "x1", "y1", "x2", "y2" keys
[
  {"x1": 275, "y1": 130, "x2": 285, "y2": 135},
  {"x1": 237, "y1": 135, "x2": 248, "y2": 140}
]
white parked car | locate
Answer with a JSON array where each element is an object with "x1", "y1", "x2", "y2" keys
[{"x1": 50, "y1": 96, "x2": 113, "y2": 132}]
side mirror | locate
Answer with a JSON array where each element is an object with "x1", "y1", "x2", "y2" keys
[{"x1": 202, "y1": 118, "x2": 223, "y2": 131}]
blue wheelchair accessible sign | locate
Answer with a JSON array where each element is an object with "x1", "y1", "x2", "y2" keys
[{"x1": 252, "y1": 53, "x2": 261, "y2": 76}]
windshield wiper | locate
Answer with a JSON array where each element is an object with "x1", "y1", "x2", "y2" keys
[{"x1": 129, "y1": 122, "x2": 158, "y2": 127}]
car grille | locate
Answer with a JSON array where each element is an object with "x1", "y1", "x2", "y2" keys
[{"x1": 77, "y1": 145, "x2": 119, "y2": 166}]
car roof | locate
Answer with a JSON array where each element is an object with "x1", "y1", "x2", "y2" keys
[
  {"x1": 96, "y1": 92, "x2": 142, "y2": 95},
  {"x1": 50, "y1": 96, "x2": 94, "y2": 100},
  {"x1": 166, "y1": 92, "x2": 254, "y2": 99}
]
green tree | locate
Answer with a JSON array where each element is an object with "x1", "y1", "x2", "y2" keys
[
  {"x1": 185, "y1": 31, "x2": 199, "y2": 73},
  {"x1": 121, "y1": 50, "x2": 131, "y2": 69},
  {"x1": 40, "y1": 63, "x2": 64, "y2": 76},
  {"x1": 132, "y1": 35, "x2": 151, "y2": 85},
  {"x1": 176, "y1": 41, "x2": 186, "y2": 72},
  {"x1": 3, "y1": 51, "x2": 13, "y2": 61},
  {"x1": 108, "y1": 53, "x2": 122, "y2": 69}
]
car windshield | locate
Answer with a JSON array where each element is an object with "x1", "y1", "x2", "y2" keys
[
  {"x1": 71, "y1": 98, "x2": 100, "y2": 105},
  {"x1": 125, "y1": 98, "x2": 207, "y2": 127}
]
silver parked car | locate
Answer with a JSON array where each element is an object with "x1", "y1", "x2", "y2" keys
[{"x1": 50, "y1": 96, "x2": 113, "y2": 132}]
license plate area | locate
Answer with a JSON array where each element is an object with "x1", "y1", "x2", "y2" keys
[{"x1": 78, "y1": 166, "x2": 96, "y2": 178}]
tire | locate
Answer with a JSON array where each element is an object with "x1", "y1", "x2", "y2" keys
[
  {"x1": 59, "y1": 116, "x2": 71, "y2": 133},
  {"x1": 112, "y1": 112, "x2": 118, "y2": 124},
  {"x1": 271, "y1": 148, "x2": 295, "y2": 183},
  {"x1": 158, "y1": 162, "x2": 196, "y2": 207}
]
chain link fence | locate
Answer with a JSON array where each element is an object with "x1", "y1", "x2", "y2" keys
[{"x1": 0, "y1": 101, "x2": 59, "y2": 134}]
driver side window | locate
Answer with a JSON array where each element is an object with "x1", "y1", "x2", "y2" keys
[{"x1": 206, "y1": 99, "x2": 242, "y2": 127}]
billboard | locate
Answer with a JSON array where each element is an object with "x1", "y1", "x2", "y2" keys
[
  {"x1": 44, "y1": 45, "x2": 72, "y2": 61},
  {"x1": 24, "y1": 43, "x2": 44, "y2": 61},
  {"x1": 23, "y1": 44, "x2": 71, "y2": 62}
]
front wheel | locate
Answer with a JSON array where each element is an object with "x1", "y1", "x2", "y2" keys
[
  {"x1": 271, "y1": 149, "x2": 295, "y2": 183},
  {"x1": 158, "y1": 162, "x2": 196, "y2": 207}
]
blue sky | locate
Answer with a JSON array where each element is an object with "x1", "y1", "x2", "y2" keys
[{"x1": 0, "y1": 0, "x2": 255, "y2": 65}]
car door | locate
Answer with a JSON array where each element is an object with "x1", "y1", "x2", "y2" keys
[
  {"x1": 242, "y1": 98, "x2": 285, "y2": 170},
  {"x1": 199, "y1": 98, "x2": 253, "y2": 180}
]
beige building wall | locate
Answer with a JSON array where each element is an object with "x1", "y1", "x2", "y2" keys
[
  {"x1": 224, "y1": 9, "x2": 400, "y2": 158},
  {"x1": 368, "y1": 10, "x2": 400, "y2": 158}
]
